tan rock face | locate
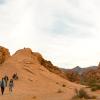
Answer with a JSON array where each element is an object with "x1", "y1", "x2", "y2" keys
[
  {"x1": 40, "y1": 58, "x2": 67, "y2": 79},
  {"x1": 0, "y1": 46, "x2": 10, "y2": 64},
  {"x1": 12, "y1": 48, "x2": 67, "y2": 79}
]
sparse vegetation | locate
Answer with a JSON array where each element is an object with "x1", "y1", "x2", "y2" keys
[
  {"x1": 56, "y1": 82, "x2": 59, "y2": 84},
  {"x1": 72, "y1": 88, "x2": 96, "y2": 100},
  {"x1": 62, "y1": 84, "x2": 66, "y2": 87},
  {"x1": 81, "y1": 67, "x2": 100, "y2": 91},
  {"x1": 90, "y1": 83, "x2": 100, "y2": 91},
  {"x1": 65, "y1": 70, "x2": 80, "y2": 83},
  {"x1": 63, "y1": 64, "x2": 100, "y2": 93},
  {"x1": 57, "y1": 89, "x2": 63, "y2": 93},
  {"x1": 82, "y1": 76, "x2": 100, "y2": 91},
  {"x1": 32, "y1": 96, "x2": 37, "y2": 99}
]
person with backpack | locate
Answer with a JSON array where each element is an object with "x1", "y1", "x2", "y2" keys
[
  {"x1": 1, "y1": 78, "x2": 6, "y2": 95},
  {"x1": 9, "y1": 79, "x2": 14, "y2": 93},
  {"x1": 12, "y1": 73, "x2": 18, "y2": 80},
  {"x1": 4, "y1": 75, "x2": 9, "y2": 87}
]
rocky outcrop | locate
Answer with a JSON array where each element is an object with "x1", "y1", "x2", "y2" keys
[
  {"x1": 13, "y1": 48, "x2": 67, "y2": 79},
  {"x1": 62, "y1": 63, "x2": 99, "y2": 85},
  {"x1": 40, "y1": 59, "x2": 67, "y2": 79},
  {"x1": 0, "y1": 46, "x2": 10, "y2": 64},
  {"x1": 61, "y1": 65, "x2": 97, "y2": 83},
  {"x1": 81, "y1": 63, "x2": 100, "y2": 85},
  {"x1": 64, "y1": 69, "x2": 80, "y2": 83}
]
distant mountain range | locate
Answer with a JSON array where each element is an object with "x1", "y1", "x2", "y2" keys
[
  {"x1": 61, "y1": 65, "x2": 99, "y2": 83},
  {"x1": 61, "y1": 65, "x2": 97, "y2": 75}
]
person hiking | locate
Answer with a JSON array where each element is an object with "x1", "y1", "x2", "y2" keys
[
  {"x1": 9, "y1": 79, "x2": 14, "y2": 93},
  {"x1": 1, "y1": 78, "x2": 6, "y2": 95},
  {"x1": 4, "y1": 75, "x2": 9, "y2": 87},
  {"x1": 12, "y1": 73, "x2": 18, "y2": 80}
]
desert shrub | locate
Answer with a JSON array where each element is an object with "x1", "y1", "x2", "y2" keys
[
  {"x1": 56, "y1": 82, "x2": 59, "y2": 84},
  {"x1": 91, "y1": 86, "x2": 98, "y2": 91},
  {"x1": 72, "y1": 88, "x2": 96, "y2": 99},
  {"x1": 91, "y1": 84, "x2": 100, "y2": 91},
  {"x1": 87, "y1": 79, "x2": 97, "y2": 87},
  {"x1": 57, "y1": 89, "x2": 63, "y2": 93},
  {"x1": 77, "y1": 88, "x2": 90, "y2": 99},
  {"x1": 32, "y1": 96, "x2": 36, "y2": 99},
  {"x1": 90, "y1": 96, "x2": 96, "y2": 99},
  {"x1": 62, "y1": 84, "x2": 66, "y2": 87},
  {"x1": 88, "y1": 79, "x2": 100, "y2": 91},
  {"x1": 81, "y1": 74, "x2": 100, "y2": 91}
]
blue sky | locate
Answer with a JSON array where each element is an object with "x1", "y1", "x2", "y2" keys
[{"x1": 0, "y1": 0, "x2": 100, "y2": 68}]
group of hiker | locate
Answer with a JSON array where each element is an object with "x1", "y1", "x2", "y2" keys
[{"x1": 0, "y1": 73, "x2": 18, "y2": 95}]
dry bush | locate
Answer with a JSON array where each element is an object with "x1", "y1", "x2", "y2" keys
[
  {"x1": 62, "y1": 84, "x2": 66, "y2": 87},
  {"x1": 91, "y1": 84, "x2": 100, "y2": 91},
  {"x1": 57, "y1": 89, "x2": 63, "y2": 93},
  {"x1": 72, "y1": 88, "x2": 96, "y2": 100},
  {"x1": 32, "y1": 96, "x2": 37, "y2": 99}
]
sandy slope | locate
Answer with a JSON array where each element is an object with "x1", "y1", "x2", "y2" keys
[{"x1": 0, "y1": 48, "x2": 82, "y2": 100}]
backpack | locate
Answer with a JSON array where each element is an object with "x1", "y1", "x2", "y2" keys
[
  {"x1": 9, "y1": 80, "x2": 14, "y2": 87},
  {"x1": 1, "y1": 80, "x2": 5, "y2": 87}
]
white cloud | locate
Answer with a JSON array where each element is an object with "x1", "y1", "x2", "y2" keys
[{"x1": 1, "y1": 0, "x2": 100, "y2": 68}]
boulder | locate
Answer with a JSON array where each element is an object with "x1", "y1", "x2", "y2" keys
[{"x1": 0, "y1": 46, "x2": 10, "y2": 64}]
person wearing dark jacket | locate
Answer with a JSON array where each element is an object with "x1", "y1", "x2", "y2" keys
[
  {"x1": 4, "y1": 75, "x2": 9, "y2": 87},
  {"x1": 12, "y1": 73, "x2": 18, "y2": 80},
  {"x1": 1, "y1": 78, "x2": 6, "y2": 95}
]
